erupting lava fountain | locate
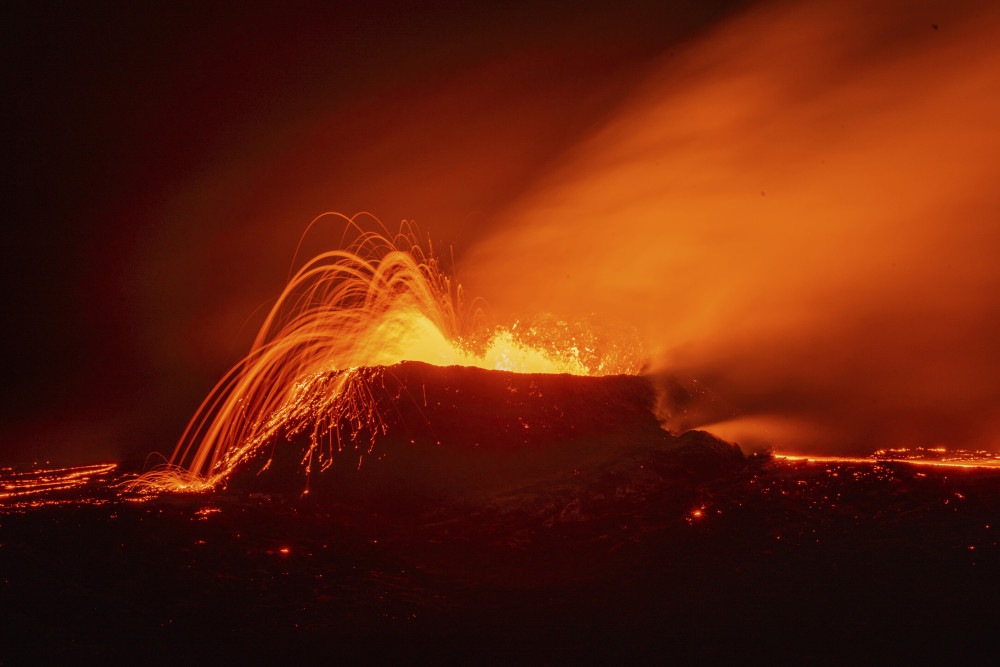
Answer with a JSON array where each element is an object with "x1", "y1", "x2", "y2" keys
[{"x1": 135, "y1": 214, "x2": 711, "y2": 500}]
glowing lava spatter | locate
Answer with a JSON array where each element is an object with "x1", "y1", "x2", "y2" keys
[
  {"x1": 0, "y1": 463, "x2": 119, "y2": 503},
  {"x1": 137, "y1": 215, "x2": 643, "y2": 493}
]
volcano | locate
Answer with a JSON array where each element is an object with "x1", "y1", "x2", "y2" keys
[{"x1": 225, "y1": 361, "x2": 744, "y2": 505}]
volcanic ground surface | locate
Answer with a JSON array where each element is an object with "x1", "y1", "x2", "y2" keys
[
  {"x1": 233, "y1": 361, "x2": 742, "y2": 504},
  {"x1": 2, "y1": 367, "x2": 998, "y2": 663}
]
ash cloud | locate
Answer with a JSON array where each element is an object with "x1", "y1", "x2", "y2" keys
[{"x1": 461, "y1": 0, "x2": 1000, "y2": 454}]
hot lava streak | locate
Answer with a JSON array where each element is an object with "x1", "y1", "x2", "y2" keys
[{"x1": 136, "y1": 215, "x2": 645, "y2": 494}]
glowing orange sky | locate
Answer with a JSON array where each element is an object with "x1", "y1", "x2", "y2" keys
[
  {"x1": 461, "y1": 0, "x2": 1000, "y2": 453},
  {"x1": 6, "y1": 0, "x2": 999, "y2": 463}
]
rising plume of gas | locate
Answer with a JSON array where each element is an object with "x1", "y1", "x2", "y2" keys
[{"x1": 462, "y1": 0, "x2": 1000, "y2": 454}]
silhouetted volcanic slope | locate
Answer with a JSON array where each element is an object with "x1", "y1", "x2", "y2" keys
[{"x1": 228, "y1": 361, "x2": 743, "y2": 501}]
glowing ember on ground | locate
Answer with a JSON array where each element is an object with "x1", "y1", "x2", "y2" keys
[{"x1": 5, "y1": 453, "x2": 1000, "y2": 663}]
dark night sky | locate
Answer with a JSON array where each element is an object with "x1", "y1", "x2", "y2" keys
[{"x1": 3, "y1": 1, "x2": 747, "y2": 464}]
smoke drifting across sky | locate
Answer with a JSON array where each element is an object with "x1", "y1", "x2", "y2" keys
[
  {"x1": 4, "y1": 1, "x2": 746, "y2": 465},
  {"x1": 5, "y1": 0, "x2": 998, "y2": 465},
  {"x1": 462, "y1": 0, "x2": 1000, "y2": 454}
]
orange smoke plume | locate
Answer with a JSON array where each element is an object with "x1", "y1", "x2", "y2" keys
[{"x1": 461, "y1": 0, "x2": 1000, "y2": 454}]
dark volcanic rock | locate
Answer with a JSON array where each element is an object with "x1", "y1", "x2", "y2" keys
[{"x1": 228, "y1": 362, "x2": 743, "y2": 504}]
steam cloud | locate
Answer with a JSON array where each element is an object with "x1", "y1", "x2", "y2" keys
[{"x1": 461, "y1": 0, "x2": 1000, "y2": 454}]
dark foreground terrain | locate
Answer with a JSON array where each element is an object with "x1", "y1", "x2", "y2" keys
[{"x1": 3, "y1": 451, "x2": 999, "y2": 664}]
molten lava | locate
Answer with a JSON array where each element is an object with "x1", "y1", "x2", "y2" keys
[
  {"x1": 0, "y1": 463, "x2": 118, "y2": 503},
  {"x1": 139, "y1": 216, "x2": 645, "y2": 493}
]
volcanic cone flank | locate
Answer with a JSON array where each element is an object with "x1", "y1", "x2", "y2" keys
[{"x1": 226, "y1": 362, "x2": 743, "y2": 503}]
